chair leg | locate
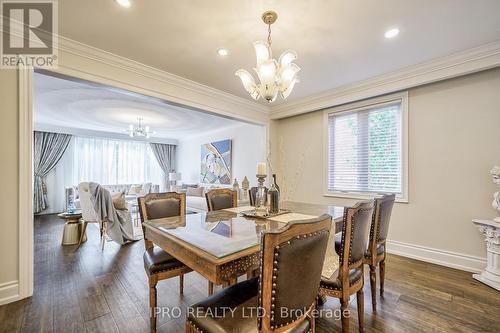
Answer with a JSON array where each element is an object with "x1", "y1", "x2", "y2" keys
[
  {"x1": 380, "y1": 260, "x2": 386, "y2": 297},
  {"x1": 208, "y1": 281, "x2": 214, "y2": 296},
  {"x1": 308, "y1": 305, "x2": 316, "y2": 333},
  {"x1": 149, "y1": 279, "x2": 158, "y2": 333},
  {"x1": 340, "y1": 299, "x2": 350, "y2": 333},
  {"x1": 357, "y1": 289, "x2": 365, "y2": 333},
  {"x1": 179, "y1": 274, "x2": 184, "y2": 294},
  {"x1": 101, "y1": 221, "x2": 107, "y2": 251},
  {"x1": 369, "y1": 264, "x2": 377, "y2": 311}
]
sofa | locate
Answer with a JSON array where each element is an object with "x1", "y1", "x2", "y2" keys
[
  {"x1": 65, "y1": 183, "x2": 159, "y2": 210},
  {"x1": 173, "y1": 183, "x2": 249, "y2": 212}
]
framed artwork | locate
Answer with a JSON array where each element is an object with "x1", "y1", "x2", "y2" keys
[{"x1": 201, "y1": 139, "x2": 232, "y2": 184}]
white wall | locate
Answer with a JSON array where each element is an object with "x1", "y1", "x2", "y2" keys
[
  {"x1": 271, "y1": 68, "x2": 500, "y2": 272},
  {"x1": 177, "y1": 123, "x2": 267, "y2": 188}
]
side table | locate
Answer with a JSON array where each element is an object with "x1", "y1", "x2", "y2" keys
[{"x1": 58, "y1": 211, "x2": 87, "y2": 246}]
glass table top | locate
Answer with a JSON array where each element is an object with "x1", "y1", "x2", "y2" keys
[
  {"x1": 145, "y1": 202, "x2": 345, "y2": 260},
  {"x1": 145, "y1": 210, "x2": 289, "y2": 259}
]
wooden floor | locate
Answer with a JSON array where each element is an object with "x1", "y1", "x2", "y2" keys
[{"x1": 1, "y1": 214, "x2": 499, "y2": 333}]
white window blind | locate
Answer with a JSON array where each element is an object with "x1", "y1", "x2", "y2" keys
[{"x1": 327, "y1": 101, "x2": 403, "y2": 195}]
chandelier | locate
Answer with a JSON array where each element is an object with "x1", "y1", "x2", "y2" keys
[
  {"x1": 125, "y1": 117, "x2": 155, "y2": 138},
  {"x1": 235, "y1": 11, "x2": 300, "y2": 103}
]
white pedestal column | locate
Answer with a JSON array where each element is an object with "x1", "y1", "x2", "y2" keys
[{"x1": 472, "y1": 219, "x2": 500, "y2": 291}]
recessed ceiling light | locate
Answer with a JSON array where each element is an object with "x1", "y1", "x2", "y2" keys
[
  {"x1": 217, "y1": 48, "x2": 229, "y2": 56},
  {"x1": 384, "y1": 28, "x2": 399, "y2": 39},
  {"x1": 115, "y1": 0, "x2": 131, "y2": 8}
]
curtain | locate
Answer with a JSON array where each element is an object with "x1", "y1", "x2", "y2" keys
[
  {"x1": 149, "y1": 143, "x2": 176, "y2": 191},
  {"x1": 70, "y1": 136, "x2": 163, "y2": 185},
  {"x1": 33, "y1": 131, "x2": 72, "y2": 214}
]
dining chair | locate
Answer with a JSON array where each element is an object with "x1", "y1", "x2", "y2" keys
[
  {"x1": 319, "y1": 201, "x2": 374, "y2": 333},
  {"x1": 248, "y1": 186, "x2": 268, "y2": 206},
  {"x1": 204, "y1": 188, "x2": 238, "y2": 295},
  {"x1": 78, "y1": 182, "x2": 108, "y2": 250},
  {"x1": 138, "y1": 192, "x2": 193, "y2": 333},
  {"x1": 186, "y1": 214, "x2": 333, "y2": 333},
  {"x1": 205, "y1": 188, "x2": 238, "y2": 211},
  {"x1": 363, "y1": 194, "x2": 395, "y2": 311}
]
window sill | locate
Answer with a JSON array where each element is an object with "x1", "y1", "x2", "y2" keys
[{"x1": 323, "y1": 192, "x2": 408, "y2": 204}]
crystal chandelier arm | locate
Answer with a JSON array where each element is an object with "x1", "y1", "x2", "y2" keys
[
  {"x1": 235, "y1": 69, "x2": 260, "y2": 100},
  {"x1": 279, "y1": 63, "x2": 300, "y2": 99},
  {"x1": 253, "y1": 41, "x2": 271, "y2": 66},
  {"x1": 278, "y1": 50, "x2": 298, "y2": 68}
]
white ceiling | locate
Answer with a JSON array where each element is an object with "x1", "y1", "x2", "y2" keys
[
  {"x1": 33, "y1": 72, "x2": 241, "y2": 140},
  {"x1": 57, "y1": 0, "x2": 500, "y2": 104}
]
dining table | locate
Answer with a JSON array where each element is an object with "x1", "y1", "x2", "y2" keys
[{"x1": 143, "y1": 201, "x2": 345, "y2": 288}]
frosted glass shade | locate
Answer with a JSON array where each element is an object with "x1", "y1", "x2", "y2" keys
[
  {"x1": 236, "y1": 42, "x2": 299, "y2": 102},
  {"x1": 253, "y1": 41, "x2": 271, "y2": 65}
]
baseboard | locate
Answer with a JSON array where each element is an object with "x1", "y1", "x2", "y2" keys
[
  {"x1": 0, "y1": 280, "x2": 20, "y2": 306},
  {"x1": 386, "y1": 240, "x2": 486, "y2": 273}
]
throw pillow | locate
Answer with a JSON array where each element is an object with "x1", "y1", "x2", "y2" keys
[
  {"x1": 128, "y1": 184, "x2": 142, "y2": 195},
  {"x1": 140, "y1": 182, "x2": 152, "y2": 196},
  {"x1": 112, "y1": 192, "x2": 127, "y2": 210},
  {"x1": 186, "y1": 186, "x2": 204, "y2": 197}
]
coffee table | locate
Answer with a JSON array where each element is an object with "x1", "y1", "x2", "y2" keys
[{"x1": 58, "y1": 211, "x2": 87, "y2": 246}]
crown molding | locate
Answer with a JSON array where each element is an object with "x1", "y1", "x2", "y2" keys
[
  {"x1": 0, "y1": 19, "x2": 269, "y2": 123},
  {"x1": 269, "y1": 40, "x2": 500, "y2": 119},
  {"x1": 5, "y1": 20, "x2": 500, "y2": 123},
  {"x1": 55, "y1": 36, "x2": 269, "y2": 119}
]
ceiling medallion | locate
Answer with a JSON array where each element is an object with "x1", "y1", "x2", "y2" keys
[
  {"x1": 125, "y1": 117, "x2": 155, "y2": 138},
  {"x1": 236, "y1": 11, "x2": 300, "y2": 103}
]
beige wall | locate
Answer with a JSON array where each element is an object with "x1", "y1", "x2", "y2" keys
[
  {"x1": 0, "y1": 70, "x2": 19, "y2": 284},
  {"x1": 271, "y1": 68, "x2": 500, "y2": 261}
]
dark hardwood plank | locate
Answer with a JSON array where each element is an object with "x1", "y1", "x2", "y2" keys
[
  {"x1": 84, "y1": 313, "x2": 119, "y2": 333},
  {"x1": 0, "y1": 298, "x2": 27, "y2": 333}
]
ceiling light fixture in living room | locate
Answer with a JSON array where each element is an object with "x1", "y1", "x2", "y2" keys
[
  {"x1": 235, "y1": 11, "x2": 300, "y2": 103},
  {"x1": 125, "y1": 117, "x2": 155, "y2": 138}
]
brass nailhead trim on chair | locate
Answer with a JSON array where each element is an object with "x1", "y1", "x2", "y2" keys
[{"x1": 268, "y1": 230, "x2": 329, "y2": 330}]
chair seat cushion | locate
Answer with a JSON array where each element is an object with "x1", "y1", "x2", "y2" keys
[
  {"x1": 143, "y1": 247, "x2": 185, "y2": 274},
  {"x1": 365, "y1": 243, "x2": 385, "y2": 259},
  {"x1": 320, "y1": 268, "x2": 363, "y2": 291},
  {"x1": 188, "y1": 278, "x2": 310, "y2": 333}
]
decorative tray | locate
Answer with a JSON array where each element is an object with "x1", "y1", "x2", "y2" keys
[{"x1": 240, "y1": 209, "x2": 290, "y2": 219}]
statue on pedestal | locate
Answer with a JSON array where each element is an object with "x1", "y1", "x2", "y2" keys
[{"x1": 491, "y1": 166, "x2": 500, "y2": 222}]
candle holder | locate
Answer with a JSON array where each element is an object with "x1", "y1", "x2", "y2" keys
[{"x1": 254, "y1": 174, "x2": 268, "y2": 216}]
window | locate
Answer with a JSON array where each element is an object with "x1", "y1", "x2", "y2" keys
[
  {"x1": 70, "y1": 136, "x2": 163, "y2": 185},
  {"x1": 324, "y1": 92, "x2": 408, "y2": 201}
]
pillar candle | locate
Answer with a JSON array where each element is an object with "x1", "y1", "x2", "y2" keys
[{"x1": 257, "y1": 162, "x2": 266, "y2": 175}]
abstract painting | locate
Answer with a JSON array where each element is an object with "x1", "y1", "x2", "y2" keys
[{"x1": 201, "y1": 139, "x2": 232, "y2": 184}]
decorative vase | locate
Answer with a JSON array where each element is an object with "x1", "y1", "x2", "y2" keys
[
  {"x1": 272, "y1": 174, "x2": 280, "y2": 194},
  {"x1": 269, "y1": 180, "x2": 279, "y2": 214},
  {"x1": 242, "y1": 176, "x2": 250, "y2": 200},
  {"x1": 255, "y1": 174, "x2": 268, "y2": 216}
]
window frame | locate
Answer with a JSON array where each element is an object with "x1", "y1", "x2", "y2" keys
[{"x1": 322, "y1": 91, "x2": 409, "y2": 203}]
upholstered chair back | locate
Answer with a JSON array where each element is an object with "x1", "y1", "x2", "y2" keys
[
  {"x1": 78, "y1": 182, "x2": 99, "y2": 223},
  {"x1": 138, "y1": 192, "x2": 186, "y2": 250},
  {"x1": 248, "y1": 186, "x2": 268, "y2": 206},
  {"x1": 258, "y1": 214, "x2": 332, "y2": 331},
  {"x1": 205, "y1": 188, "x2": 237, "y2": 211},
  {"x1": 339, "y1": 201, "x2": 374, "y2": 267},
  {"x1": 371, "y1": 194, "x2": 395, "y2": 244}
]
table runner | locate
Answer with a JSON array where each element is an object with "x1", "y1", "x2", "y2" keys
[{"x1": 222, "y1": 206, "x2": 339, "y2": 278}]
